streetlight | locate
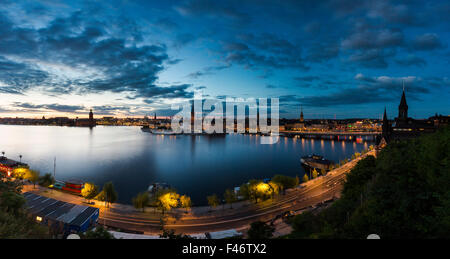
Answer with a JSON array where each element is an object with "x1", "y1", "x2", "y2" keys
[{"x1": 19, "y1": 155, "x2": 22, "y2": 163}]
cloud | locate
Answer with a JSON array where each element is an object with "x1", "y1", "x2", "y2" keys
[
  {"x1": 0, "y1": 8, "x2": 194, "y2": 101},
  {"x1": 13, "y1": 102, "x2": 85, "y2": 113},
  {"x1": 220, "y1": 33, "x2": 308, "y2": 72},
  {"x1": 294, "y1": 76, "x2": 321, "y2": 82},
  {"x1": 176, "y1": 0, "x2": 250, "y2": 24},
  {"x1": 348, "y1": 48, "x2": 396, "y2": 68},
  {"x1": 395, "y1": 54, "x2": 427, "y2": 67},
  {"x1": 285, "y1": 74, "x2": 443, "y2": 107},
  {"x1": 341, "y1": 28, "x2": 404, "y2": 50},
  {"x1": 0, "y1": 56, "x2": 49, "y2": 94},
  {"x1": 187, "y1": 65, "x2": 230, "y2": 79},
  {"x1": 412, "y1": 33, "x2": 444, "y2": 51},
  {"x1": 154, "y1": 17, "x2": 179, "y2": 31}
]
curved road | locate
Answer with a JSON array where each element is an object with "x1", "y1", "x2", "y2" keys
[
  {"x1": 24, "y1": 150, "x2": 374, "y2": 235},
  {"x1": 96, "y1": 151, "x2": 374, "y2": 234}
]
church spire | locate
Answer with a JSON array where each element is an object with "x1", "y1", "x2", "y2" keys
[
  {"x1": 300, "y1": 105, "x2": 304, "y2": 122},
  {"x1": 382, "y1": 107, "x2": 390, "y2": 139},
  {"x1": 398, "y1": 85, "x2": 408, "y2": 120}
]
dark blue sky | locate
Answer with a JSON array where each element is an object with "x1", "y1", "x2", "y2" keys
[{"x1": 0, "y1": 0, "x2": 448, "y2": 119}]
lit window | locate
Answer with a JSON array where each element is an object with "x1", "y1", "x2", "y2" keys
[{"x1": 36, "y1": 216, "x2": 42, "y2": 222}]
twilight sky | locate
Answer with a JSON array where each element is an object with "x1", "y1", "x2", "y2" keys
[{"x1": 0, "y1": 0, "x2": 449, "y2": 119}]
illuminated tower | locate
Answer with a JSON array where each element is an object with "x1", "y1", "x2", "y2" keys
[{"x1": 300, "y1": 105, "x2": 304, "y2": 122}]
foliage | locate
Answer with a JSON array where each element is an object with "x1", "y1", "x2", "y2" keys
[
  {"x1": 82, "y1": 182, "x2": 99, "y2": 202},
  {"x1": 132, "y1": 192, "x2": 149, "y2": 212},
  {"x1": 302, "y1": 173, "x2": 309, "y2": 183},
  {"x1": 289, "y1": 126, "x2": 450, "y2": 239},
  {"x1": 247, "y1": 221, "x2": 275, "y2": 239},
  {"x1": 224, "y1": 189, "x2": 237, "y2": 208},
  {"x1": 12, "y1": 167, "x2": 29, "y2": 180},
  {"x1": 207, "y1": 194, "x2": 220, "y2": 209},
  {"x1": 312, "y1": 168, "x2": 318, "y2": 179},
  {"x1": 0, "y1": 172, "x2": 49, "y2": 238},
  {"x1": 38, "y1": 173, "x2": 55, "y2": 187},
  {"x1": 24, "y1": 169, "x2": 40, "y2": 188},
  {"x1": 154, "y1": 189, "x2": 180, "y2": 213},
  {"x1": 83, "y1": 226, "x2": 115, "y2": 239},
  {"x1": 180, "y1": 195, "x2": 192, "y2": 212},
  {"x1": 97, "y1": 181, "x2": 118, "y2": 208},
  {"x1": 272, "y1": 174, "x2": 299, "y2": 190}
]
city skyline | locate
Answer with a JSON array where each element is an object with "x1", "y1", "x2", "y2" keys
[{"x1": 0, "y1": 0, "x2": 449, "y2": 119}]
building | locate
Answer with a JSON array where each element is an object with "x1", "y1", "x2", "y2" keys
[
  {"x1": 381, "y1": 89, "x2": 447, "y2": 142},
  {"x1": 284, "y1": 105, "x2": 309, "y2": 130},
  {"x1": 75, "y1": 109, "x2": 96, "y2": 127},
  {"x1": 23, "y1": 192, "x2": 99, "y2": 235},
  {"x1": 0, "y1": 156, "x2": 28, "y2": 176}
]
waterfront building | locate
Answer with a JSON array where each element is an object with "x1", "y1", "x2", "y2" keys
[
  {"x1": 0, "y1": 156, "x2": 29, "y2": 176},
  {"x1": 75, "y1": 109, "x2": 96, "y2": 127},
  {"x1": 23, "y1": 192, "x2": 99, "y2": 235},
  {"x1": 382, "y1": 89, "x2": 447, "y2": 142}
]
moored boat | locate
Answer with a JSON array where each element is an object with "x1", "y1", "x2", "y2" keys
[{"x1": 300, "y1": 154, "x2": 333, "y2": 171}]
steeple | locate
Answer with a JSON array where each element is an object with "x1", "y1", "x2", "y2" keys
[
  {"x1": 300, "y1": 105, "x2": 304, "y2": 122},
  {"x1": 398, "y1": 86, "x2": 408, "y2": 120},
  {"x1": 382, "y1": 107, "x2": 390, "y2": 139}
]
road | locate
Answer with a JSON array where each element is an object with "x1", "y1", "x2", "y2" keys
[{"x1": 24, "y1": 150, "x2": 375, "y2": 235}]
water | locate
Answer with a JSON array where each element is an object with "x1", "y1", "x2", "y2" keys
[{"x1": 0, "y1": 125, "x2": 371, "y2": 205}]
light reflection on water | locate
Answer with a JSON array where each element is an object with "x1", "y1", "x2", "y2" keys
[{"x1": 0, "y1": 125, "x2": 372, "y2": 205}]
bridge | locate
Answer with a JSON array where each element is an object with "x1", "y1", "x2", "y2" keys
[{"x1": 279, "y1": 130, "x2": 381, "y2": 141}]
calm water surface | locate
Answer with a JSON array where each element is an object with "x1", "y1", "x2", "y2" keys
[{"x1": 1, "y1": 125, "x2": 372, "y2": 205}]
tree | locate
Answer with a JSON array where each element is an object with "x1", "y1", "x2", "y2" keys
[
  {"x1": 98, "y1": 182, "x2": 117, "y2": 208},
  {"x1": 132, "y1": 192, "x2": 149, "y2": 212},
  {"x1": 82, "y1": 182, "x2": 99, "y2": 203},
  {"x1": 12, "y1": 167, "x2": 29, "y2": 180},
  {"x1": 0, "y1": 171, "x2": 49, "y2": 238},
  {"x1": 38, "y1": 173, "x2": 55, "y2": 187},
  {"x1": 302, "y1": 174, "x2": 309, "y2": 183},
  {"x1": 24, "y1": 170, "x2": 40, "y2": 188},
  {"x1": 272, "y1": 174, "x2": 299, "y2": 191},
  {"x1": 0, "y1": 191, "x2": 25, "y2": 215},
  {"x1": 224, "y1": 189, "x2": 237, "y2": 208},
  {"x1": 289, "y1": 126, "x2": 450, "y2": 239},
  {"x1": 320, "y1": 168, "x2": 327, "y2": 176},
  {"x1": 207, "y1": 194, "x2": 220, "y2": 211},
  {"x1": 312, "y1": 168, "x2": 318, "y2": 179},
  {"x1": 247, "y1": 221, "x2": 274, "y2": 239},
  {"x1": 180, "y1": 195, "x2": 192, "y2": 213},
  {"x1": 83, "y1": 226, "x2": 115, "y2": 239},
  {"x1": 155, "y1": 189, "x2": 180, "y2": 214}
]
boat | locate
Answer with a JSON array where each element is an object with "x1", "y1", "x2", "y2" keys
[
  {"x1": 147, "y1": 183, "x2": 171, "y2": 197},
  {"x1": 141, "y1": 125, "x2": 151, "y2": 132},
  {"x1": 300, "y1": 154, "x2": 333, "y2": 171}
]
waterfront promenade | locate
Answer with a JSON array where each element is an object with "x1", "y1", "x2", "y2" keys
[{"x1": 23, "y1": 149, "x2": 376, "y2": 236}]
